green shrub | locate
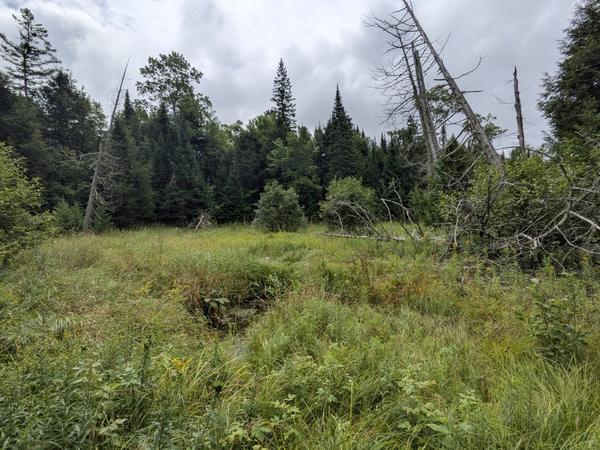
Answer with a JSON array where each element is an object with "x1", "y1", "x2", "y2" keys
[
  {"x1": 0, "y1": 143, "x2": 54, "y2": 264},
  {"x1": 409, "y1": 187, "x2": 442, "y2": 226},
  {"x1": 529, "y1": 288, "x2": 589, "y2": 364},
  {"x1": 53, "y1": 199, "x2": 83, "y2": 233},
  {"x1": 253, "y1": 182, "x2": 306, "y2": 232},
  {"x1": 320, "y1": 177, "x2": 379, "y2": 232},
  {"x1": 441, "y1": 152, "x2": 600, "y2": 267}
]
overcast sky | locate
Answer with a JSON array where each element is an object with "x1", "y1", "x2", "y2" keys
[{"x1": 0, "y1": 0, "x2": 579, "y2": 146}]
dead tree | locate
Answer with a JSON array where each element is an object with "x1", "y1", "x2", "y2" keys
[
  {"x1": 82, "y1": 62, "x2": 128, "y2": 232},
  {"x1": 368, "y1": 1, "x2": 503, "y2": 169},
  {"x1": 513, "y1": 67, "x2": 526, "y2": 154},
  {"x1": 446, "y1": 145, "x2": 600, "y2": 266},
  {"x1": 412, "y1": 43, "x2": 440, "y2": 178}
]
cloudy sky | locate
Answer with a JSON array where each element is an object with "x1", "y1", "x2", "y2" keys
[{"x1": 0, "y1": 0, "x2": 578, "y2": 146}]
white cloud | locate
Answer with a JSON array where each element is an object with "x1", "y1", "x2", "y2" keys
[{"x1": 0, "y1": 0, "x2": 579, "y2": 146}]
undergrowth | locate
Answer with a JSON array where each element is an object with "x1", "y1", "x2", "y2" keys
[{"x1": 0, "y1": 226, "x2": 599, "y2": 448}]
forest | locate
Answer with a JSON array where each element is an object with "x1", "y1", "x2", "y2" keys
[{"x1": 0, "y1": 0, "x2": 599, "y2": 448}]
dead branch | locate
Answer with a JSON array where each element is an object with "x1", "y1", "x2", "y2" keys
[
  {"x1": 83, "y1": 61, "x2": 129, "y2": 232},
  {"x1": 513, "y1": 67, "x2": 526, "y2": 153}
]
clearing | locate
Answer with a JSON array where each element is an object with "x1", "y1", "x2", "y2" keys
[{"x1": 1, "y1": 227, "x2": 599, "y2": 449}]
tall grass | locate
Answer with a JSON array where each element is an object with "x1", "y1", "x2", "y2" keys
[{"x1": 0, "y1": 226, "x2": 598, "y2": 448}]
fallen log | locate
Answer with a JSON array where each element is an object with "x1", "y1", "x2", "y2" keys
[{"x1": 319, "y1": 233, "x2": 406, "y2": 242}]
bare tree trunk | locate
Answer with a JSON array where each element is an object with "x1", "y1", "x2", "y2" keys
[
  {"x1": 401, "y1": 0, "x2": 503, "y2": 169},
  {"x1": 83, "y1": 62, "x2": 128, "y2": 232},
  {"x1": 412, "y1": 42, "x2": 440, "y2": 179},
  {"x1": 441, "y1": 124, "x2": 447, "y2": 148},
  {"x1": 513, "y1": 67, "x2": 526, "y2": 155}
]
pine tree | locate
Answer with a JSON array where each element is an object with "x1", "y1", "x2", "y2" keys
[
  {"x1": 314, "y1": 125, "x2": 327, "y2": 188},
  {"x1": 362, "y1": 136, "x2": 386, "y2": 197},
  {"x1": 267, "y1": 126, "x2": 321, "y2": 217},
  {"x1": 218, "y1": 164, "x2": 254, "y2": 223},
  {"x1": 322, "y1": 86, "x2": 357, "y2": 183},
  {"x1": 0, "y1": 72, "x2": 52, "y2": 204},
  {"x1": 136, "y1": 52, "x2": 207, "y2": 115},
  {"x1": 149, "y1": 103, "x2": 173, "y2": 208},
  {"x1": 40, "y1": 70, "x2": 104, "y2": 207},
  {"x1": 384, "y1": 118, "x2": 426, "y2": 201},
  {"x1": 147, "y1": 99, "x2": 214, "y2": 225},
  {"x1": 540, "y1": 0, "x2": 600, "y2": 139},
  {"x1": 271, "y1": 58, "x2": 296, "y2": 139},
  {"x1": 0, "y1": 8, "x2": 60, "y2": 98},
  {"x1": 110, "y1": 91, "x2": 155, "y2": 227}
]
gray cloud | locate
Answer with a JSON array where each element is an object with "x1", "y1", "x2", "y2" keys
[{"x1": 0, "y1": 0, "x2": 578, "y2": 146}]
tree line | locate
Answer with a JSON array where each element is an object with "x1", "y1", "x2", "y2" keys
[
  {"x1": 1, "y1": 2, "x2": 599, "y2": 268},
  {"x1": 0, "y1": 8, "x2": 436, "y2": 230}
]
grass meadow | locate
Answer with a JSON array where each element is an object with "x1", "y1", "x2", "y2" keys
[{"x1": 1, "y1": 226, "x2": 599, "y2": 449}]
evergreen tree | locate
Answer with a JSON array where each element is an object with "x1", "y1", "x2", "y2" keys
[
  {"x1": 383, "y1": 118, "x2": 426, "y2": 202},
  {"x1": 202, "y1": 119, "x2": 233, "y2": 189},
  {"x1": 435, "y1": 138, "x2": 477, "y2": 192},
  {"x1": 271, "y1": 59, "x2": 296, "y2": 139},
  {"x1": 149, "y1": 103, "x2": 174, "y2": 212},
  {"x1": 322, "y1": 86, "x2": 358, "y2": 183},
  {"x1": 0, "y1": 75, "x2": 49, "y2": 184},
  {"x1": 110, "y1": 91, "x2": 155, "y2": 227},
  {"x1": 137, "y1": 54, "x2": 214, "y2": 225},
  {"x1": 351, "y1": 127, "x2": 370, "y2": 181},
  {"x1": 215, "y1": 114, "x2": 277, "y2": 222},
  {"x1": 540, "y1": 0, "x2": 600, "y2": 139},
  {"x1": 42, "y1": 71, "x2": 103, "y2": 153},
  {"x1": 146, "y1": 102, "x2": 209, "y2": 225},
  {"x1": 267, "y1": 126, "x2": 321, "y2": 217},
  {"x1": 136, "y1": 52, "x2": 209, "y2": 115},
  {"x1": 314, "y1": 124, "x2": 327, "y2": 188},
  {"x1": 0, "y1": 8, "x2": 60, "y2": 98},
  {"x1": 362, "y1": 135, "x2": 386, "y2": 197},
  {"x1": 218, "y1": 165, "x2": 254, "y2": 223},
  {"x1": 40, "y1": 70, "x2": 104, "y2": 207}
]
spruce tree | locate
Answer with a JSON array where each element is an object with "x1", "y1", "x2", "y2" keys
[
  {"x1": 271, "y1": 58, "x2": 296, "y2": 139},
  {"x1": 323, "y1": 86, "x2": 357, "y2": 183},
  {"x1": 41, "y1": 70, "x2": 104, "y2": 207},
  {"x1": 110, "y1": 91, "x2": 155, "y2": 227},
  {"x1": 267, "y1": 126, "x2": 321, "y2": 217},
  {"x1": 0, "y1": 71, "x2": 53, "y2": 205},
  {"x1": 540, "y1": 0, "x2": 600, "y2": 139},
  {"x1": 0, "y1": 8, "x2": 60, "y2": 98}
]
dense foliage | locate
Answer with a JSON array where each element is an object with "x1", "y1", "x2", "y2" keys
[
  {"x1": 320, "y1": 177, "x2": 379, "y2": 232},
  {"x1": 0, "y1": 228, "x2": 598, "y2": 448},
  {"x1": 0, "y1": 2, "x2": 599, "y2": 448},
  {"x1": 0, "y1": 144, "x2": 53, "y2": 264},
  {"x1": 540, "y1": 0, "x2": 600, "y2": 140},
  {"x1": 253, "y1": 182, "x2": 306, "y2": 232},
  {"x1": 0, "y1": 9, "x2": 428, "y2": 235}
]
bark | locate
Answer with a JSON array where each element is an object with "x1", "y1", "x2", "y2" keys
[
  {"x1": 401, "y1": 0, "x2": 503, "y2": 169},
  {"x1": 412, "y1": 42, "x2": 440, "y2": 179},
  {"x1": 513, "y1": 67, "x2": 526, "y2": 154},
  {"x1": 83, "y1": 62, "x2": 128, "y2": 232}
]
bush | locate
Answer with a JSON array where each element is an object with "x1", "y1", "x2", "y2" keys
[
  {"x1": 0, "y1": 143, "x2": 54, "y2": 264},
  {"x1": 253, "y1": 182, "x2": 306, "y2": 232},
  {"x1": 53, "y1": 199, "x2": 83, "y2": 233},
  {"x1": 529, "y1": 283, "x2": 588, "y2": 365},
  {"x1": 409, "y1": 187, "x2": 441, "y2": 226},
  {"x1": 320, "y1": 177, "x2": 378, "y2": 232},
  {"x1": 441, "y1": 150, "x2": 600, "y2": 267}
]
